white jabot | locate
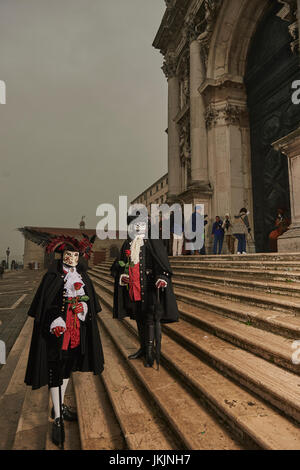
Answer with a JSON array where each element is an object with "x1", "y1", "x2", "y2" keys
[
  {"x1": 130, "y1": 234, "x2": 145, "y2": 265},
  {"x1": 63, "y1": 265, "x2": 86, "y2": 297}
]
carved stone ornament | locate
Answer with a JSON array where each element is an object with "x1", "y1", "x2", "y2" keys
[
  {"x1": 162, "y1": 53, "x2": 178, "y2": 78},
  {"x1": 205, "y1": 102, "x2": 246, "y2": 128},
  {"x1": 277, "y1": 0, "x2": 299, "y2": 53},
  {"x1": 183, "y1": 0, "x2": 222, "y2": 69},
  {"x1": 179, "y1": 116, "x2": 191, "y2": 187}
]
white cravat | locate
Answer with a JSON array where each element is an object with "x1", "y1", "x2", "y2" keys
[
  {"x1": 63, "y1": 265, "x2": 86, "y2": 297},
  {"x1": 130, "y1": 234, "x2": 145, "y2": 265}
]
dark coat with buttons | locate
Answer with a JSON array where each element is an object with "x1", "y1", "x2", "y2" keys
[
  {"x1": 111, "y1": 238, "x2": 179, "y2": 324},
  {"x1": 24, "y1": 259, "x2": 104, "y2": 390}
]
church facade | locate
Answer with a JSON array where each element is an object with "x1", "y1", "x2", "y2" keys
[{"x1": 153, "y1": 0, "x2": 300, "y2": 253}]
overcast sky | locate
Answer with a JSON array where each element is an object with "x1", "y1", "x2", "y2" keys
[{"x1": 0, "y1": 0, "x2": 167, "y2": 261}]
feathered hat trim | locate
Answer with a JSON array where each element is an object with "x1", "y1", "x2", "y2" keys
[{"x1": 46, "y1": 233, "x2": 96, "y2": 260}]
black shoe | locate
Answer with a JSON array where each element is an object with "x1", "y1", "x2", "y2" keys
[
  {"x1": 62, "y1": 404, "x2": 78, "y2": 422},
  {"x1": 128, "y1": 348, "x2": 144, "y2": 360},
  {"x1": 51, "y1": 404, "x2": 78, "y2": 422},
  {"x1": 144, "y1": 348, "x2": 154, "y2": 368},
  {"x1": 52, "y1": 418, "x2": 65, "y2": 447}
]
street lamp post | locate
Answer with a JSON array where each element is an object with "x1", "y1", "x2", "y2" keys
[{"x1": 6, "y1": 247, "x2": 10, "y2": 270}]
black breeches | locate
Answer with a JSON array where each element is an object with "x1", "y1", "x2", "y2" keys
[
  {"x1": 136, "y1": 309, "x2": 154, "y2": 326},
  {"x1": 48, "y1": 346, "x2": 80, "y2": 389}
]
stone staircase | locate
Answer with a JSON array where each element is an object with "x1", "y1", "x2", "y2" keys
[{"x1": 2, "y1": 253, "x2": 300, "y2": 450}]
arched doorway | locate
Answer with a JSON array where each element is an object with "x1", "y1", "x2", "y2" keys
[{"x1": 245, "y1": 3, "x2": 300, "y2": 252}]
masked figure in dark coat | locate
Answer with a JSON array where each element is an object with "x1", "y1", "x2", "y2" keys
[
  {"x1": 111, "y1": 215, "x2": 179, "y2": 369},
  {"x1": 21, "y1": 231, "x2": 104, "y2": 447}
]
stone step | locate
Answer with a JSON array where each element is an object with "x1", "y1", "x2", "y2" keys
[
  {"x1": 98, "y1": 319, "x2": 178, "y2": 450},
  {"x1": 89, "y1": 271, "x2": 300, "y2": 340},
  {"x1": 123, "y1": 318, "x2": 300, "y2": 450},
  {"x1": 173, "y1": 278, "x2": 300, "y2": 316},
  {"x1": 96, "y1": 285, "x2": 300, "y2": 450},
  {"x1": 98, "y1": 307, "x2": 244, "y2": 450},
  {"x1": 176, "y1": 300, "x2": 298, "y2": 374},
  {"x1": 72, "y1": 370, "x2": 125, "y2": 450},
  {"x1": 96, "y1": 283, "x2": 300, "y2": 425},
  {"x1": 91, "y1": 268, "x2": 299, "y2": 366},
  {"x1": 12, "y1": 384, "x2": 49, "y2": 450},
  {"x1": 163, "y1": 320, "x2": 300, "y2": 423},
  {"x1": 170, "y1": 259, "x2": 300, "y2": 272},
  {"x1": 172, "y1": 271, "x2": 300, "y2": 298},
  {"x1": 174, "y1": 286, "x2": 300, "y2": 339},
  {"x1": 91, "y1": 269, "x2": 115, "y2": 285},
  {"x1": 171, "y1": 265, "x2": 300, "y2": 282},
  {"x1": 172, "y1": 253, "x2": 300, "y2": 262},
  {"x1": 0, "y1": 317, "x2": 34, "y2": 450}
]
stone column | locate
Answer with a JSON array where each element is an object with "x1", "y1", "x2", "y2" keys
[
  {"x1": 163, "y1": 55, "x2": 181, "y2": 199},
  {"x1": 189, "y1": 37, "x2": 209, "y2": 187},
  {"x1": 203, "y1": 85, "x2": 255, "y2": 253},
  {"x1": 273, "y1": 128, "x2": 300, "y2": 251}
]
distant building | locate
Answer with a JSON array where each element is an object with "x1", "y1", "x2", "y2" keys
[
  {"x1": 20, "y1": 226, "x2": 123, "y2": 270},
  {"x1": 131, "y1": 173, "x2": 169, "y2": 212}
]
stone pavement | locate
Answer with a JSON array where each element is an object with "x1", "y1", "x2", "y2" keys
[{"x1": 0, "y1": 269, "x2": 43, "y2": 370}]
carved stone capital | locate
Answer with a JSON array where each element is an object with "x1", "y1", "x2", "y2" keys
[
  {"x1": 205, "y1": 102, "x2": 248, "y2": 129},
  {"x1": 162, "y1": 53, "x2": 178, "y2": 78}
]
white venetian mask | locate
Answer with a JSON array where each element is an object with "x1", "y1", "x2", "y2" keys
[
  {"x1": 133, "y1": 222, "x2": 147, "y2": 238},
  {"x1": 63, "y1": 250, "x2": 79, "y2": 267}
]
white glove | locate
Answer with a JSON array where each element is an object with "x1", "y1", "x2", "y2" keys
[
  {"x1": 120, "y1": 274, "x2": 130, "y2": 286},
  {"x1": 155, "y1": 279, "x2": 168, "y2": 289},
  {"x1": 50, "y1": 317, "x2": 66, "y2": 334}
]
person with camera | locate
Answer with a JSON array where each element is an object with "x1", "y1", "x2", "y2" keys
[
  {"x1": 222, "y1": 213, "x2": 235, "y2": 254},
  {"x1": 212, "y1": 216, "x2": 224, "y2": 255},
  {"x1": 233, "y1": 208, "x2": 252, "y2": 254}
]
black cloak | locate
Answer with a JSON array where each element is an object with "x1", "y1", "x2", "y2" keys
[
  {"x1": 25, "y1": 259, "x2": 104, "y2": 390},
  {"x1": 111, "y1": 238, "x2": 179, "y2": 324}
]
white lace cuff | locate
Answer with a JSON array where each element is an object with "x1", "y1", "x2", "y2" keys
[
  {"x1": 155, "y1": 279, "x2": 168, "y2": 288},
  {"x1": 50, "y1": 317, "x2": 66, "y2": 334},
  {"x1": 77, "y1": 302, "x2": 88, "y2": 322},
  {"x1": 120, "y1": 274, "x2": 129, "y2": 286}
]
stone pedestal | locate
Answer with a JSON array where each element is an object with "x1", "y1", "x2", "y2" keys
[{"x1": 273, "y1": 127, "x2": 300, "y2": 252}]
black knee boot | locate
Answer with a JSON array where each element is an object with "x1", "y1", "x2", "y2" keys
[
  {"x1": 128, "y1": 319, "x2": 145, "y2": 360},
  {"x1": 145, "y1": 324, "x2": 154, "y2": 368}
]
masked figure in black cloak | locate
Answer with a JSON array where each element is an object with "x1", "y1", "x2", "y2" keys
[
  {"x1": 111, "y1": 214, "x2": 179, "y2": 369},
  {"x1": 21, "y1": 231, "x2": 104, "y2": 448}
]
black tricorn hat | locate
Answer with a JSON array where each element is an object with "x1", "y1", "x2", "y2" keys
[{"x1": 127, "y1": 211, "x2": 149, "y2": 226}]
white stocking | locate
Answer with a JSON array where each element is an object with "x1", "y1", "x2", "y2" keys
[
  {"x1": 50, "y1": 378, "x2": 69, "y2": 419},
  {"x1": 61, "y1": 378, "x2": 69, "y2": 402}
]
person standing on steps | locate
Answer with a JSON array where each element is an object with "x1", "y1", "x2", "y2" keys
[
  {"x1": 20, "y1": 230, "x2": 104, "y2": 448},
  {"x1": 222, "y1": 213, "x2": 235, "y2": 254},
  {"x1": 110, "y1": 212, "x2": 179, "y2": 369},
  {"x1": 212, "y1": 216, "x2": 224, "y2": 255},
  {"x1": 233, "y1": 208, "x2": 252, "y2": 254}
]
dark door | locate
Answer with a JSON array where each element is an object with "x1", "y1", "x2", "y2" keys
[{"x1": 245, "y1": 2, "x2": 300, "y2": 252}]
